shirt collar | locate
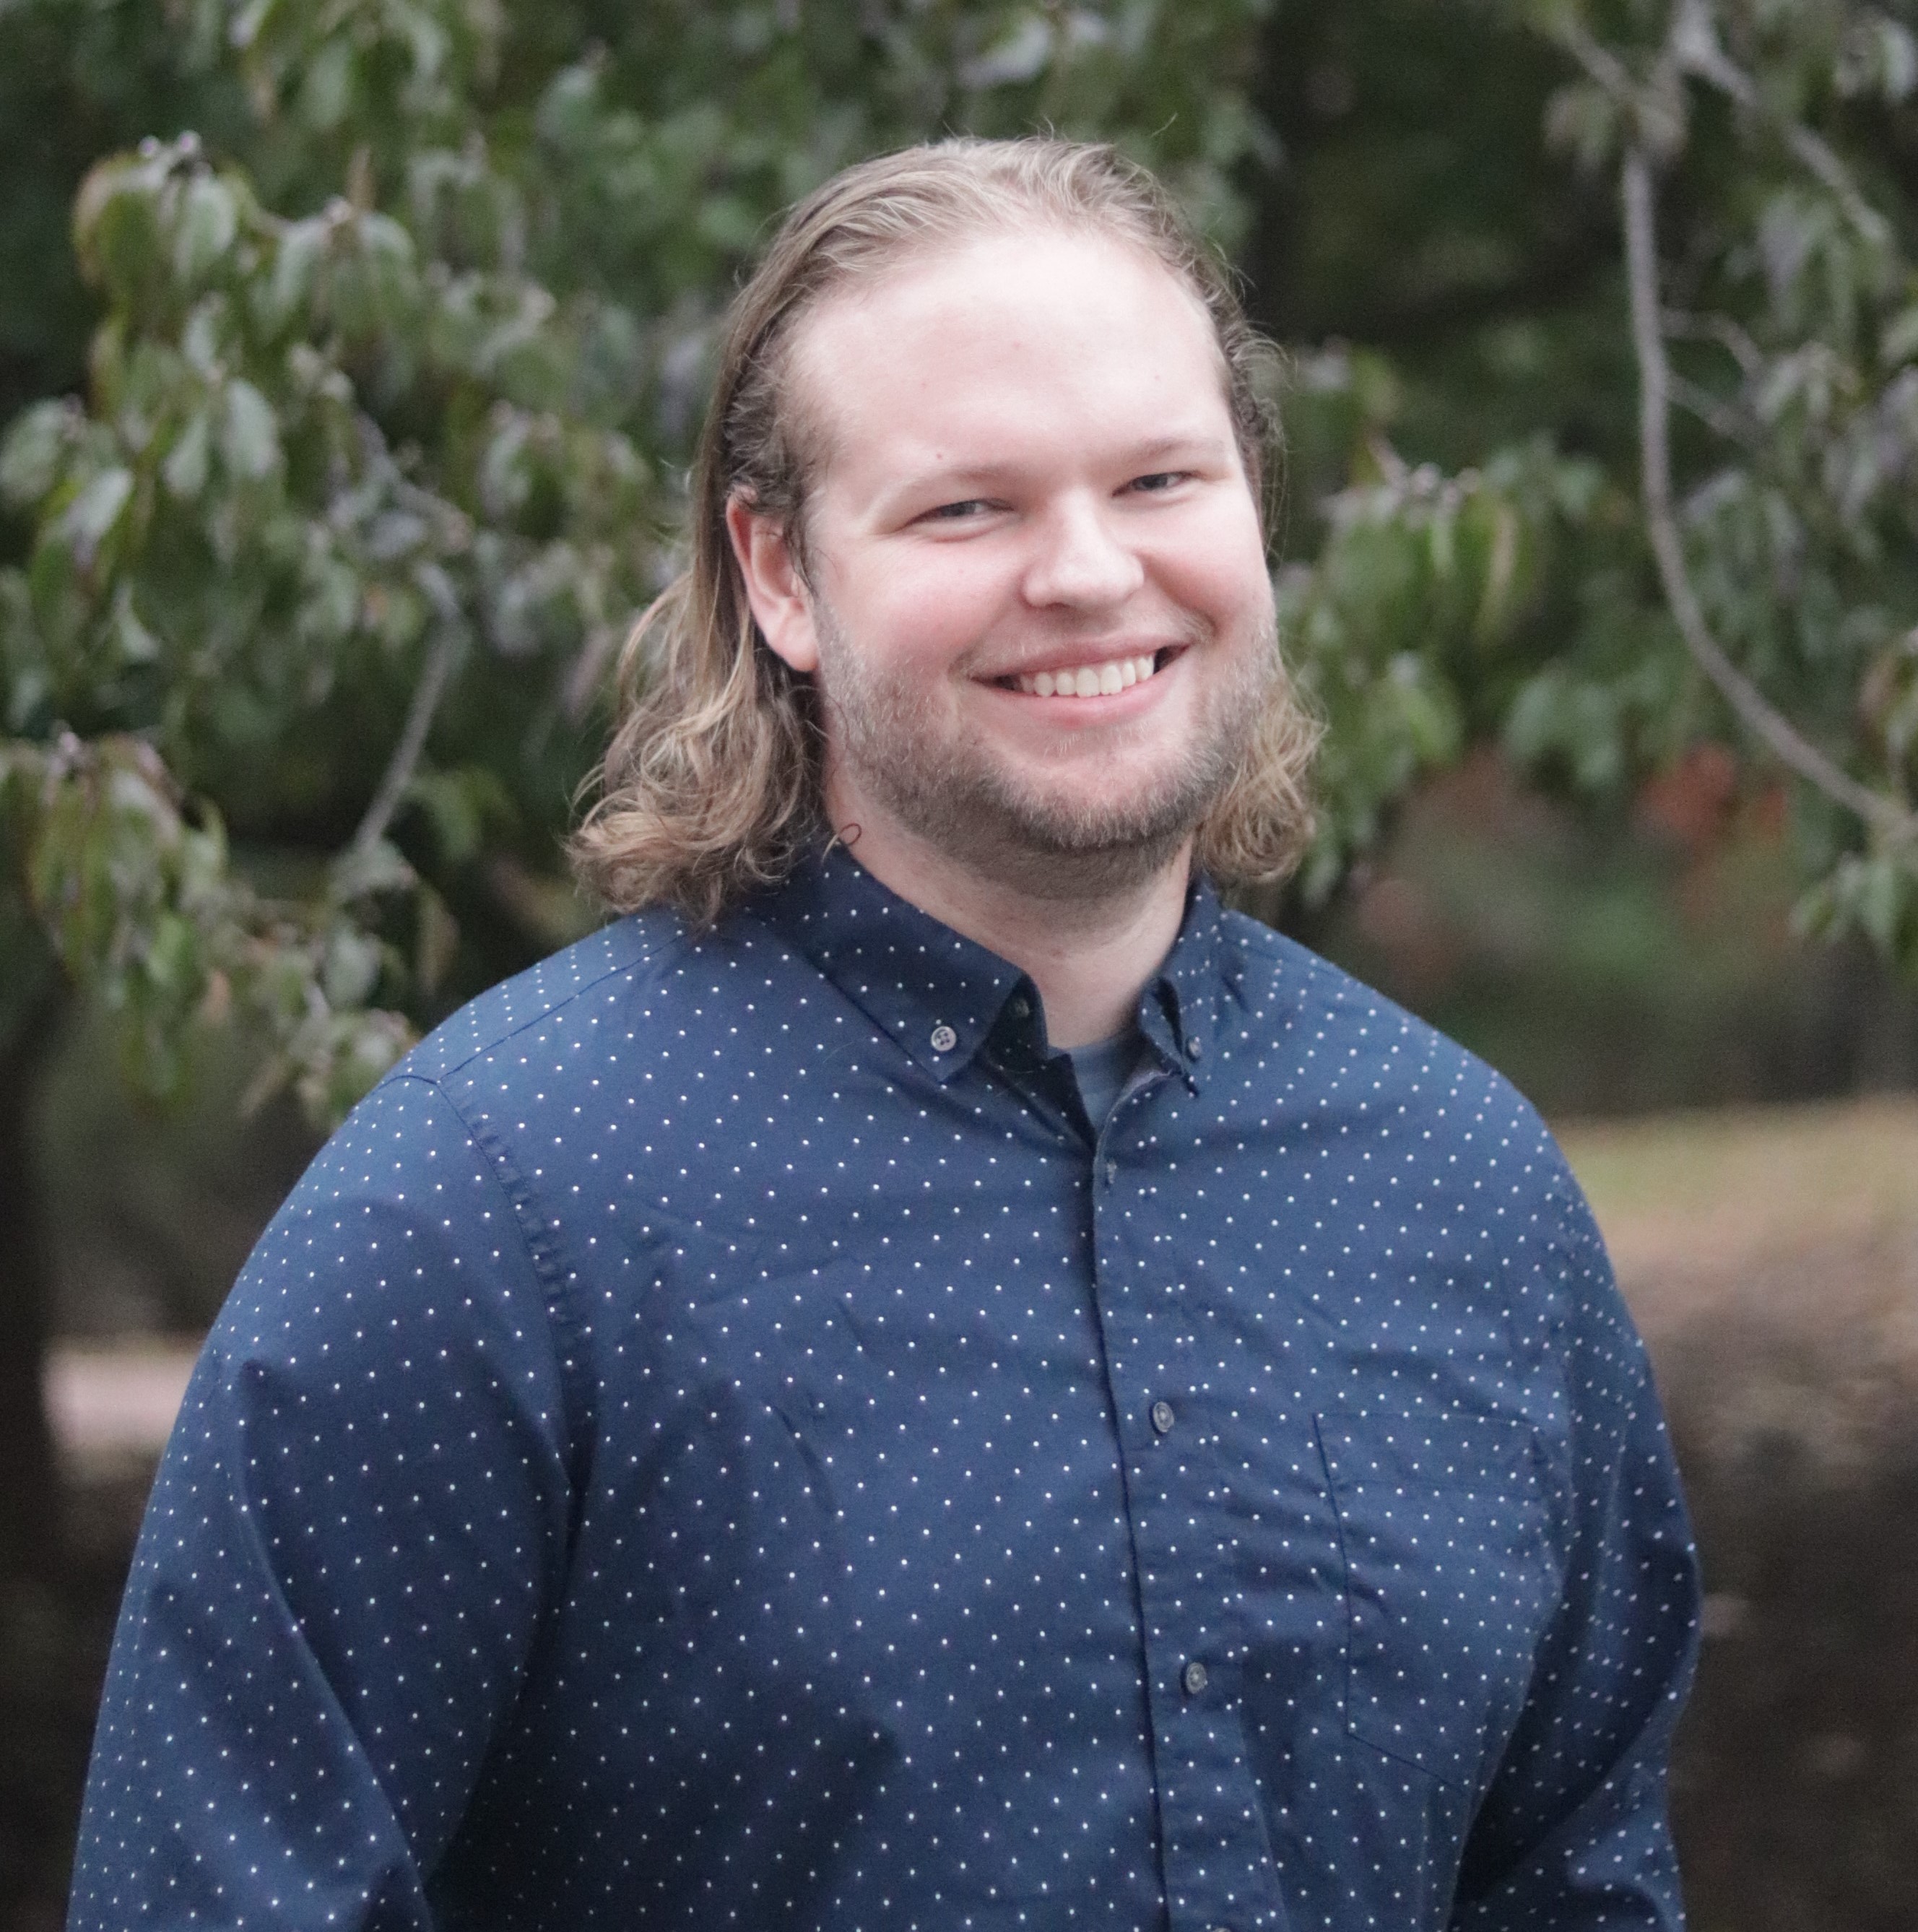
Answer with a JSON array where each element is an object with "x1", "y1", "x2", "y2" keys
[{"x1": 747, "y1": 841, "x2": 1231, "y2": 1090}]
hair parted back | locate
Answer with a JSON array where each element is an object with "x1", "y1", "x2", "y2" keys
[{"x1": 570, "y1": 135, "x2": 1319, "y2": 927}]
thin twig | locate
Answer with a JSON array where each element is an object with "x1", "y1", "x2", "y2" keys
[
  {"x1": 1558, "y1": 22, "x2": 1687, "y2": 157},
  {"x1": 1669, "y1": 0, "x2": 1756, "y2": 105},
  {"x1": 1779, "y1": 121, "x2": 1891, "y2": 248},
  {"x1": 352, "y1": 625, "x2": 460, "y2": 854},
  {"x1": 1661, "y1": 307, "x2": 1764, "y2": 378},
  {"x1": 1622, "y1": 147, "x2": 1918, "y2": 844},
  {"x1": 1666, "y1": 371, "x2": 1753, "y2": 446}
]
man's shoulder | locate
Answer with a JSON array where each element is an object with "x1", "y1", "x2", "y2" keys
[
  {"x1": 389, "y1": 904, "x2": 708, "y2": 1091},
  {"x1": 1215, "y1": 904, "x2": 1555, "y2": 1148}
]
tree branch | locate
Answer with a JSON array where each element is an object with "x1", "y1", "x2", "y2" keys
[
  {"x1": 1661, "y1": 306, "x2": 1763, "y2": 378},
  {"x1": 1555, "y1": 20, "x2": 1685, "y2": 157},
  {"x1": 1666, "y1": 370, "x2": 1753, "y2": 447},
  {"x1": 351, "y1": 625, "x2": 460, "y2": 855},
  {"x1": 1622, "y1": 145, "x2": 1918, "y2": 844}
]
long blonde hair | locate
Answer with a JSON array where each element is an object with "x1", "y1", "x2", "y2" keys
[{"x1": 570, "y1": 137, "x2": 1319, "y2": 926}]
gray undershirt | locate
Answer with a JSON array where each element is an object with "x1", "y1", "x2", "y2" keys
[{"x1": 1066, "y1": 1028, "x2": 1145, "y2": 1129}]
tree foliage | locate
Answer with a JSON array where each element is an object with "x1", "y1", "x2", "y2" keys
[
  {"x1": 1270, "y1": 0, "x2": 1918, "y2": 965},
  {"x1": 3, "y1": 0, "x2": 1918, "y2": 1119}
]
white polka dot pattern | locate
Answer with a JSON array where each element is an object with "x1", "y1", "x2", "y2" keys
[{"x1": 69, "y1": 849, "x2": 1699, "y2": 1932}]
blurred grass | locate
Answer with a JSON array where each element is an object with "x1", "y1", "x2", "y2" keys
[
  {"x1": 1559, "y1": 1095, "x2": 1918, "y2": 1473},
  {"x1": 1561, "y1": 1096, "x2": 1918, "y2": 1276}
]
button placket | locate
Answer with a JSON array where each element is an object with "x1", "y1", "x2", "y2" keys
[{"x1": 1084, "y1": 1112, "x2": 1285, "y2": 1932}]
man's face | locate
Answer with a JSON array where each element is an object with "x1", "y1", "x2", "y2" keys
[{"x1": 732, "y1": 227, "x2": 1278, "y2": 895}]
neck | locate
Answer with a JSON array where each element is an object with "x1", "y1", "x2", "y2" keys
[{"x1": 826, "y1": 797, "x2": 1191, "y2": 1051}]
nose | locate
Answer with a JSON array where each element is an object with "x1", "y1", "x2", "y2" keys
[{"x1": 1020, "y1": 494, "x2": 1145, "y2": 610}]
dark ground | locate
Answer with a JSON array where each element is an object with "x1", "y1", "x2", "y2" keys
[{"x1": 1, "y1": 1468, "x2": 148, "y2": 1932}]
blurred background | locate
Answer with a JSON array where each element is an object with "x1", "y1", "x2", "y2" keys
[{"x1": 4, "y1": 0, "x2": 1917, "y2": 1927}]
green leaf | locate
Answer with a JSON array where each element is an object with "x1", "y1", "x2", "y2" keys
[
  {"x1": 0, "y1": 400, "x2": 79, "y2": 509},
  {"x1": 330, "y1": 836, "x2": 415, "y2": 902},
  {"x1": 143, "y1": 908, "x2": 200, "y2": 996},
  {"x1": 1881, "y1": 303, "x2": 1918, "y2": 368},
  {"x1": 162, "y1": 408, "x2": 212, "y2": 498},
  {"x1": 74, "y1": 157, "x2": 164, "y2": 300},
  {"x1": 1542, "y1": 79, "x2": 1619, "y2": 174},
  {"x1": 263, "y1": 216, "x2": 329, "y2": 332},
  {"x1": 173, "y1": 173, "x2": 240, "y2": 289},
  {"x1": 321, "y1": 924, "x2": 383, "y2": 1008},
  {"x1": 218, "y1": 378, "x2": 280, "y2": 480},
  {"x1": 415, "y1": 883, "x2": 459, "y2": 994},
  {"x1": 109, "y1": 586, "x2": 162, "y2": 664},
  {"x1": 58, "y1": 466, "x2": 135, "y2": 567}
]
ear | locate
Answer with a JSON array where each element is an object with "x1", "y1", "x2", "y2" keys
[{"x1": 725, "y1": 495, "x2": 820, "y2": 675}]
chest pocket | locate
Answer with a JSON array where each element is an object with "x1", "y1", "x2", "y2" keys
[{"x1": 1316, "y1": 1410, "x2": 1561, "y2": 1792}]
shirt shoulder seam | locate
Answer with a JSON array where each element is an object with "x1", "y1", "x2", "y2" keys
[
  {"x1": 405, "y1": 916, "x2": 687, "y2": 1083},
  {"x1": 382, "y1": 1068, "x2": 599, "y2": 1481}
]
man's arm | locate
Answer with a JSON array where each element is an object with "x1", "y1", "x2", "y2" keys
[
  {"x1": 1450, "y1": 1167, "x2": 1701, "y2": 1931},
  {"x1": 69, "y1": 1075, "x2": 578, "y2": 1932}
]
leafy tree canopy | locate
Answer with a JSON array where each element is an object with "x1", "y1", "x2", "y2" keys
[
  {"x1": 1264, "y1": 0, "x2": 1918, "y2": 958},
  {"x1": 1, "y1": 0, "x2": 1915, "y2": 1129}
]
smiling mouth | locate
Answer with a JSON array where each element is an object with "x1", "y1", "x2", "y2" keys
[{"x1": 994, "y1": 649, "x2": 1176, "y2": 699}]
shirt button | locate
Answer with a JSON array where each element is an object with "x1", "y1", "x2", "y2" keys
[
  {"x1": 1182, "y1": 1659, "x2": 1208, "y2": 1697},
  {"x1": 1185, "y1": 1035, "x2": 1203, "y2": 1060},
  {"x1": 1007, "y1": 995, "x2": 1030, "y2": 1020},
  {"x1": 929, "y1": 1023, "x2": 958, "y2": 1052},
  {"x1": 1149, "y1": 1399, "x2": 1176, "y2": 1436},
  {"x1": 1103, "y1": 1160, "x2": 1116, "y2": 1186}
]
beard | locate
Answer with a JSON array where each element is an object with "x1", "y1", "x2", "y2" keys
[{"x1": 812, "y1": 603, "x2": 1280, "y2": 903}]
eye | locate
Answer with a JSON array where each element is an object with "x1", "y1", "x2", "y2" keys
[
  {"x1": 1126, "y1": 471, "x2": 1192, "y2": 495},
  {"x1": 920, "y1": 498, "x2": 996, "y2": 522}
]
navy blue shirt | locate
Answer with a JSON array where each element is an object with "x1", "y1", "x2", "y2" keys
[{"x1": 71, "y1": 847, "x2": 1698, "y2": 1932}]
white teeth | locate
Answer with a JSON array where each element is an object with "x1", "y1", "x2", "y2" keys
[{"x1": 1012, "y1": 651, "x2": 1162, "y2": 698}]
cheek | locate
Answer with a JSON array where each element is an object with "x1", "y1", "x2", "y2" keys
[
  {"x1": 1152, "y1": 515, "x2": 1272, "y2": 628},
  {"x1": 841, "y1": 555, "x2": 1011, "y2": 670}
]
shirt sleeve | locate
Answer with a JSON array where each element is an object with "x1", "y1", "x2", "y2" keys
[
  {"x1": 67, "y1": 1073, "x2": 581, "y2": 1932},
  {"x1": 1449, "y1": 1160, "x2": 1701, "y2": 1931}
]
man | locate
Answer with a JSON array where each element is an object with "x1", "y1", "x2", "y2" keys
[{"x1": 72, "y1": 139, "x2": 1698, "y2": 1932}]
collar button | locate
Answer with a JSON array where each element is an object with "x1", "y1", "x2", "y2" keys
[{"x1": 929, "y1": 1023, "x2": 959, "y2": 1053}]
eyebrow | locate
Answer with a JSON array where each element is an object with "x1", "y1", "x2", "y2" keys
[
  {"x1": 1123, "y1": 433, "x2": 1236, "y2": 467},
  {"x1": 879, "y1": 433, "x2": 1237, "y2": 507}
]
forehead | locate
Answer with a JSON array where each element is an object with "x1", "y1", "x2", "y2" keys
[{"x1": 784, "y1": 227, "x2": 1234, "y2": 495}]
